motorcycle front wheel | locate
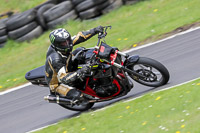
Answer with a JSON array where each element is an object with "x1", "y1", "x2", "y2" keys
[{"x1": 128, "y1": 57, "x2": 170, "y2": 87}]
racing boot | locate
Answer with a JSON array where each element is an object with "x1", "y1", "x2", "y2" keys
[
  {"x1": 45, "y1": 85, "x2": 84, "y2": 104},
  {"x1": 65, "y1": 89, "x2": 84, "y2": 104}
]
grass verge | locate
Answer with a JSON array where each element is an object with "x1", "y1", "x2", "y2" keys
[
  {"x1": 1, "y1": 0, "x2": 200, "y2": 91},
  {"x1": 35, "y1": 78, "x2": 200, "y2": 133},
  {"x1": 0, "y1": 0, "x2": 46, "y2": 13}
]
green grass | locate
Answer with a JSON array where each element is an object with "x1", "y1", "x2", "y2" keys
[
  {"x1": 35, "y1": 79, "x2": 200, "y2": 133},
  {"x1": 1, "y1": 0, "x2": 200, "y2": 91},
  {"x1": 0, "y1": 0, "x2": 46, "y2": 13}
]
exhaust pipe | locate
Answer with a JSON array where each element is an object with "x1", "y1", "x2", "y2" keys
[{"x1": 44, "y1": 95, "x2": 72, "y2": 105}]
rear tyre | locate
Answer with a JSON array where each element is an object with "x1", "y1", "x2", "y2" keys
[
  {"x1": 59, "y1": 102, "x2": 94, "y2": 111},
  {"x1": 128, "y1": 57, "x2": 170, "y2": 87}
]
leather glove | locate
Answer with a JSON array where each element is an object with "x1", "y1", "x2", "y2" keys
[
  {"x1": 77, "y1": 65, "x2": 91, "y2": 80},
  {"x1": 94, "y1": 26, "x2": 104, "y2": 34},
  {"x1": 80, "y1": 65, "x2": 90, "y2": 74}
]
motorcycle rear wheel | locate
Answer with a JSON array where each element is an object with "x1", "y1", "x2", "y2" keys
[
  {"x1": 128, "y1": 57, "x2": 170, "y2": 87},
  {"x1": 59, "y1": 102, "x2": 94, "y2": 111}
]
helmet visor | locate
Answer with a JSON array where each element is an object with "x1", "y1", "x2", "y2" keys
[
  {"x1": 58, "y1": 40, "x2": 70, "y2": 49},
  {"x1": 56, "y1": 40, "x2": 73, "y2": 54},
  {"x1": 61, "y1": 40, "x2": 69, "y2": 46}
]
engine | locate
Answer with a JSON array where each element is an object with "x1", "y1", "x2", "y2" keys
[
  {"x1": 94, "y1": 78, "x2": 118, "y2": 97},
  {"x1": 89, "y1": 64, "x2": 119, "y2": 97}
]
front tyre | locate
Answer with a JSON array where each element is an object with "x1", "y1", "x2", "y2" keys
[{"x1": 128, "y1": 57, "x2": 170, "y2": 87}]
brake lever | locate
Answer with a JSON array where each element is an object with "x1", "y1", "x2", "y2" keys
[
  {"x1": 103, "y1": 26, "x2": 112, "y2": 37},
  {"x1": 104, "y1": 26, "x2": 112, "y2": 33},
  {"x1": 97, "y1": 26, "x2": 112, "y2": 46}
]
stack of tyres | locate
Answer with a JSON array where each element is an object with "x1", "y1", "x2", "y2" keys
[
  {"x1": 6, "y1": 9, "x2": 43, "y2": 42},
  {"x1": 34, "y1": 0, "x2": 58, "y2": 10},
  {"x1": 101, "y1": 0, "x2": 123, "y2": 14},
  {"x1": 0, "y1": 18, "x2": 8, "y2": 48},
  {"x1": 36, "y1": 3, "x2": 56, "y2": 30},
  {"x1": 71, "y1": 0, "x2": 85, "y2": 6},
  {"x1": 73, "y1": 0, "x2": 108, "y2": 20},
  {"x1": 43, "y1": 1, "x2": 78, "y2": 29}
]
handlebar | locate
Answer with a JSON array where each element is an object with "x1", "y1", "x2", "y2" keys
[
  {"x1": 104, "y1": 25, "x2": 112, "y2": 34},
  {"x1": 88, "y1": 26, "x2": 112, "y2": 65},
  {"x1": 89, "y1": 26, "x2": 112, "y2": 68},
  {"x1": 97, "y1": 26, "x2": 112, "y2": 46}
]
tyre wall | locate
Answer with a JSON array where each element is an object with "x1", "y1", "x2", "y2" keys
[{"x1": 0, "y1": 0, "x2": 140, "y2": 47}]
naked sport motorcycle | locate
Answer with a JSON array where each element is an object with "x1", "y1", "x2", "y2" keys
[{"x1": 25, "y1": 26, "x2": 170, "y2": 111}]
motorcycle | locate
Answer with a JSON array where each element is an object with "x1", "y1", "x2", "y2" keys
[{"x1": 25, "y1": 26, "x2": 170, "y2": 111}]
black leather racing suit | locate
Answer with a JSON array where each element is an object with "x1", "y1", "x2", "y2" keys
[{"x1": 45, "y1": 28, "x2": 97, "y2": 96}]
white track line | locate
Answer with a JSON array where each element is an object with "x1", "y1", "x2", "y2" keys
[
  {"x1": 0, "y1": 83, "x2": 32, "y2": 96},
  {"x1": 124, "y1": 77, "x2": 200, "y2": 103},
  {"x1": 27, "y1": 123, "x2": 57, "y2": 133},
  {"x1": 1, "y1": 26, "x2": 200, "y2": 96},
  {"x1": 124, "y1": 26, "x2": 200, "y2": 53}
]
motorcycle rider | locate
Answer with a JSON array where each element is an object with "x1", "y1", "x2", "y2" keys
[{"x1": 45, "y1": 26, "x2": 104, "y2": 102}]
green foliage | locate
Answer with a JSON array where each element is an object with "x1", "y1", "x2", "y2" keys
[{"x1": 1, "y1": 0, "x2": 200, "y2": 91}]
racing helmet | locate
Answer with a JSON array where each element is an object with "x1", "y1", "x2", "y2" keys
[{"x1": 49, "y1": 28, "x2": 73, "y2": 55}]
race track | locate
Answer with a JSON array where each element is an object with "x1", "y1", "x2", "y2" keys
[{"x1": 0, "y1": 28, "x2": 200, "y2": 133}]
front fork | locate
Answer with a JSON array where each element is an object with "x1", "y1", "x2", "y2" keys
[
  {"x1": 93, "y1": 46, "x2": 144, "y2": 79},
  {"x1": 103, "y1": 54, "x2": 144, "y2": 79}
]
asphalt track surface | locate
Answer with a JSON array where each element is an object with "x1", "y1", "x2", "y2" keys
[{"x1": 1, "y1": 28, "x2": 200, "y2": 133}]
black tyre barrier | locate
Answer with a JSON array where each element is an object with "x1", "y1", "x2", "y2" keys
[
  {"x1": 123, "y1": 0, "x2": 139, "y2": 5},
  {"x1": 56, "y1": 0, "x2": 70, "y2": 4},
  {"x1": 43, "y1": 1, "x2": 73, "y2": 22},
  {"x1": 76, "y1": 0, "x2": 106, "y2": 12},
  {"x1": 0, "y1": 35, "x2": 7, "y2": 44},
  {"x1": 102, "y1": 0, "x2": 123, "y2": 14},
  {"x1": 16, "y1": 26, "x2": 43, "y2": 42},
  {"x1": 0, "y1": 22, "x2": 6, "y2": 30},
  {"x1": 97, "y1": 0, "x2": 111, "y2": 12},
  {"x1": 6, "y1": 9, "x2": 37, "y2": 31},
  {"x1": 0, "y1": 42, "x2": 6, "y2": 48},
  {"x1": 71, "y1": 0, "x2": 85, "y2": 6},
  {"x1": 79, "y1": 7, "x2": 100, "y2": 20},
  {"x1": 34, "y1": 0, "x2": 58, "y2": 10},
  {"x1": 0, "y1": 18, "x2": 8, "y2": 47},
  {"x1": 36, "y1": 3, "x2": 55, "y2": 30},
  {"x1": 8, "y1": 22, "x2": 38, "y2": 40},
  {"x1": 0, "y1": 0, "x2": 142, "y2": 45},
  {"x1": 0, "y1": 29, "x2": 6, "y2": 36},
  {"x1": 47, "y1": 10, "x2": 78, "y2": 29},
  {"x1": 0, "y1": 18, "x2": 8, "y2": 30}
]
